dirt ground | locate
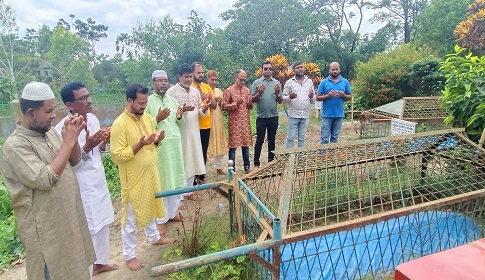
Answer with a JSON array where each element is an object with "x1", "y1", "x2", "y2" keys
[{"x1": 0, "y1": 110, "x2": 359, "y2": 280}]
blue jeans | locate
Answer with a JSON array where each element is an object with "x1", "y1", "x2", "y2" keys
[
  {"x1": 320, "y1": 117, "x2": 344, "y2": 144},
  {"x1": 45, "y1": 264, "x2": 51, "y2": 280},
  {"x1": 229, "y1": 147, "x2": 250, "y2": 172},
  {"x1": 286, "y1": 117, "x2": 309, "y2": 148}
]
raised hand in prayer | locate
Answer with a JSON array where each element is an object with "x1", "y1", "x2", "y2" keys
[
  {"x1": 62, "y1": 114, "x2": 85, "y2": 146},
  {"x1": 289, "y1": 91, "x2": 298, "y2": 99},
  {"x1": 257, "y1": 84, "x2": 266, "y2": 95},
  {"x1": 83, "y1": 129, "x2": 106, "y2": 153},
  {"x1": 99, "y1": 127, "x2": 110, "y2": 152},
  {"x1": 204, "y1": 94, "x2": 212, "y2": 104},
  {"x1": 201, "y1": 103, "x2": 209, "y2": 113},
  {"x1": 183, "y1": 103, "x2": 195, "y2": 112},
  {"x1": 154, "y1": 130, "x2": 165, "y2": 143},
  {"x1": 308, "y1": 90, "x2": 314, "y2": 99},
  {"x1": 139, "y1": 133, "x2": 156, "y2": 146},
  {"x1": 274, "y1": 84, "x2": 281, "y2": 94},
  {"x1": 176, "y1": 104, "x2": 183, "y2": 120},
  {"x1": 156, "y1": 107, "x2": 171, "y2": 123}
]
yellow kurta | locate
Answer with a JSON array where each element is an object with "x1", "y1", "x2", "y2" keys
[
  {"x1": 110, "y1": 108, "x2": 165, "y2": 228},
  {"x1": 208, "y1": 87, "x2": 228, "y2": 157}
]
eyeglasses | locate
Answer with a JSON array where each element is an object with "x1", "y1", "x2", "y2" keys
[
  {"x1": 263, "y1": 67, "x2": 273, "y2": 71},
  {"x1": 74, "y1": 94, "x2": 91, "y2": 102}
]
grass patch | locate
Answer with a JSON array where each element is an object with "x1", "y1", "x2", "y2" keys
[
  {"x1": 166, "y1": 208, "x2": 257, "y2": 279},
  {"x1": 0, "y1": 176, "x2": 23, "y2": 268}
]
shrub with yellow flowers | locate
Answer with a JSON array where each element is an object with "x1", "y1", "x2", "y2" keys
[
  {"x1": 455, "y1": 0, "x2": 485, "y2": 54},
  {"x1": 254, "y1": 54, "x2": 322, "y2": 88},
  {"x1": 303, "y1": 62, "x2": 322, "y2": 87}
]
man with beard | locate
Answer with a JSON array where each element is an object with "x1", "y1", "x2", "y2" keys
[
  {"x1": 191, "y1": 62, "x2": 216, "y2": 184},
  {"x1": 2, "y1": 82, "x2": 95, "y2": 279},
  {"x1": 167, "y1": 63, "x2": 208, "y2": 200},
  {"x1": 222, "y1": 69, "x2": 253, "y2": 173},
  {"x1": 145, "y1": 70, "x2": 185, "y2": 239},
  {"x1": 55, "y1": 82, "x2": 118, "y2": 276},
  {"x1": 251, "y1": 61, "x2": 282, "y2": 168},
  {"x1": 316, "y1": 62, "x2": 352, "y2": 144},
  {"x1": 110, "y1": 83, "x2": 167, "y2": 271},
  {"x1": 282, "y1": 62, "x2": 315, "y2": 148}
]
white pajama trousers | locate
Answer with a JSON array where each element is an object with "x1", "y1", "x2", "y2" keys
[
  {"x1": 156, "y1": 194, "x2": 182, "y2": 224},
  {"x1": 183, "y1": 175, "x2": 195, "y2": 197},
  {"x1": 121, "y1": 203, "x2": 160, "y2": 260},
  {"x1": 214, "y1": 155, "x2": 225, "y2": 170},
  {"x1": 92, "y1": 224, "x2": 110, "y2": 264}
]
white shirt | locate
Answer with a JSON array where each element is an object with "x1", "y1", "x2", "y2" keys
[
  {"x1": 282, "y1": 75, "x2": 316, "y2": 118},
  {"x1": 55, "y1": 112, "x2": 114, "y2": 234}
]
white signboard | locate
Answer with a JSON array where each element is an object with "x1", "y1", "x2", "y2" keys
[{"x1": 391, "y1": 118, "x2": 418, "y2": 136}]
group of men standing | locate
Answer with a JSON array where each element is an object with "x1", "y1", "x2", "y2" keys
[{"x1": 1, "y1": 60, "x2": 351, "y2": 279}]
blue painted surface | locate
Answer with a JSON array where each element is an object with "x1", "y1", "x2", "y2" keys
[{"x1": 278, "y1": 211, "x2": 482, "y2": 279}]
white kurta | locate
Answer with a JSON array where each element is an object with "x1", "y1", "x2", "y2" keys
[
  {"x1": 55, "y1": 113, "x2": 114, "y2": 234},
  {"x1": 167, "y1": 84, "x2": 207, "y2": 178}
]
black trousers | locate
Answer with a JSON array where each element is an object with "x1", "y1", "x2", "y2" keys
[
  {"x1": 254, "y1": 116, "x2": 278, "y2": 167},
  {"x1": 194, "y1": 128, "x2": 210, "y2": 184}
]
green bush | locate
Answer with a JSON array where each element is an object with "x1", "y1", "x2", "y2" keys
[
  {"x1": 102, "y1": 154, "x2": 121, "y2": 200},
  {"x1": 0, "y1": 177, "x2": 23, "y2": 268},
  {"x1": 440, "y1": 46, "x2": 485, "y2": 141},
  {"x1": 167, "y1": 243, "x2": 254, "y2": 280},
  {"x1": 409, "y1": 57, "x2": 445, "y2": 96},
  {"x1": 353, "y1": 44, "x2": 436, "y2": 110}
]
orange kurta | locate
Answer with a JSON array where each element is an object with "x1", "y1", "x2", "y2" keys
[
  {"x1": 192, "y1": 82, "x2": 214, "y2": 129},
  {"x1": 223, "y1": 84, "x2": 253, "y2": 148}
]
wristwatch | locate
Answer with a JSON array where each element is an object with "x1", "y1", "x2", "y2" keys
[{"x1": 80, "y1": 148, "x2": 91, "y2": 161}]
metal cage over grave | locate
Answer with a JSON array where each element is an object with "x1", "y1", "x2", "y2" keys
[
  {"x1": 360, "y1": 97, "x2": 450, "y2": 139},
  {"x1": 151, "y1": 128, "x2": 485, "y2": 280},
  {"x1": 232, "y1": 128, "x2": 485, "y2": 279}
]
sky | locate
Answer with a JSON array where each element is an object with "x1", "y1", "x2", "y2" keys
[{"x1": 7, "y1": 0, "x2": 238, "y2": 56}]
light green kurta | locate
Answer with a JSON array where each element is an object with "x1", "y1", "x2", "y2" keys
[
  {"x1": 145, "y1": 93, "x2": 186, "y2": 191},
  {"x1": 2, "y1": 125, "x2": 95, "y2": 280}
]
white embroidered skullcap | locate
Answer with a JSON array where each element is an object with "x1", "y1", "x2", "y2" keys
[
  {"x1": 21, "y1": 82, "x2": 55, "y2": 101},
  {"x1": 152, "y1": 70, "x2": 168, "y2": 79}
]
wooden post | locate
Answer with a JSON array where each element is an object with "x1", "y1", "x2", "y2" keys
[
  {"x1": 10, "y1": 99, "x2": 22, "y2": 123},
  {"x1": 479, "y1": 128, "x2": 485, "y2": 147},
  {"x1": 233, "y1": 174, "x2": 244, "y2": 238}
]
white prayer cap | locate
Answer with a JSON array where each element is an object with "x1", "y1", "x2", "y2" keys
[
  {"x1": 21, "y1": 82, "x2": 55, "y2": 101},
  {"x1": 152, "y1": 70, "x2": 168, "y2": 79}
]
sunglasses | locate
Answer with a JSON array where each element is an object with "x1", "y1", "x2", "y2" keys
[{"x1": 263, "y1": 67, "x2": 274, "y2": 71}]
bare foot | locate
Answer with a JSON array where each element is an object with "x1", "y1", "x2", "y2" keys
[
  {"x1": 152, "y1": 235, "x2": 173, "y2": 245},
  {"x1": 184, "y1": 192, "x2": 199, "y2": 201},
  {"x1": 169, "y1": 213, "x2": 184, "y2": 222},
  {"x1": 178, "y1": 201, "x2": 186, "y2": 210},
  {"x1": 156, "y1": 223, "x2": 167, "y2": 237},
  {"x1": 216, "y1": 169, "x2": 226, "y2": 175},
  {"x1": 126, "y1": 258, "x2": 145, "y2": 271},
  {"x1": 92, "y1": 263, "x2": 119, "y2": 275}
]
